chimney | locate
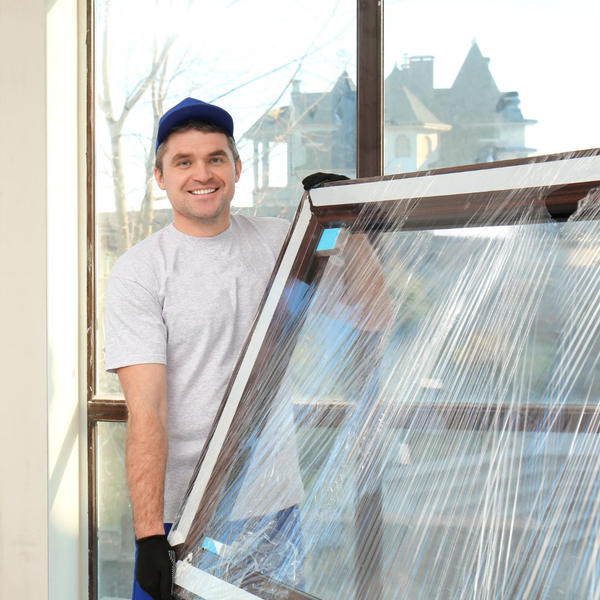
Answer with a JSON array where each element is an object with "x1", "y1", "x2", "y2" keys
[{"x1": 408, "y1": 55, "x2": 434, "y2": 95}]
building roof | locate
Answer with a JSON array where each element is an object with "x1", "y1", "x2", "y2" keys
[
  {"x1": 244, "y1": 43, "x2": 534, "y2": 142},
  {"x1": 243, "y1": 105, "x2": 292, "y2": 140},
  {"x1": 244, "y1": 72, "x2": 356, "y2": 140},
  {"x1": 432, "y1": 43, "x2": 531, "y2": 126},
  {"x1": 385, "y1": 65, "x2": 451, "y2": 130}
]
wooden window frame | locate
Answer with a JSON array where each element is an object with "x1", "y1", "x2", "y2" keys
[
  {"x1": 86, "y1": 0, "x2": 598, "y2": 594},
  {"x1": 167, "y1": 150, "x2": 600, "y2": 599},
  {"x1": 87, "y1": 2, "x2": 384, "y2": 598}
]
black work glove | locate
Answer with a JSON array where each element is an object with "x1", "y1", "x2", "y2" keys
[
  {"x1": 136, "y1": 534, "x2": 176, "y2": 600},
  {"x1": 302, "y1": 172, "x2": 350, "y2": 190}
]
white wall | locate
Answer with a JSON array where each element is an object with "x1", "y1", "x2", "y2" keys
[{"x1": 0, "y1": 0, "x2": 83, "y2": 598}]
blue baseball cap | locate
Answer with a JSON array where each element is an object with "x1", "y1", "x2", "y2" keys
[{"x1": 155, "y1": 97, "x2": 235, "y2": 153}]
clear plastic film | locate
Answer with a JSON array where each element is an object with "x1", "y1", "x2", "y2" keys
[{"x1": 171, "y1": 154, "x2": 600, "y2": 600}]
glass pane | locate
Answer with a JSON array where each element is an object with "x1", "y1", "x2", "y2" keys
[
  {"x1": 97, "y1": 421, "x2": 134, "y2": 600},
  {"x1": 94, "y1": 0, "x2": 357, "y2": 394},
  {"x1": 383, "y1": 0, "x2": 599, "y2": 174},
  {"x1": 173, "y1": 184, "x2": 600, "y2": 598}
]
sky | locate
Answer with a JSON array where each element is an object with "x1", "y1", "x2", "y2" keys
[{"x1": 95, "y1": 0, "x2": 600, "y2": 213}]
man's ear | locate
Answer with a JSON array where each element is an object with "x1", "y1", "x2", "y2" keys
[
  {"x1": 154, "y1": 166, "x2": 166, "y2": 190},
  {"x1": 235, "y1": 159, "x2": 242, "y2": 183}
]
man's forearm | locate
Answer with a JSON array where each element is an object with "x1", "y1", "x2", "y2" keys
[
  {"x1": 126, "y1": 406, "x2": 168, "y2": 538},
  {"x1": 343, "y1": 233, "x2": 394, "y2": 331},
  {"x1": 117, "y1": 363, "x2": 169, "y2": 539}
]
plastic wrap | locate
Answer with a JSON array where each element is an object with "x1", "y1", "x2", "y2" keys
[{"x1": 170, "y1": 152, "x2": 600, "y2": 599}]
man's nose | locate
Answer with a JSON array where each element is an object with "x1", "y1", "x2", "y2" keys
[{"x1": 192, "y1": 161, "x2": 211, "y2": 181}]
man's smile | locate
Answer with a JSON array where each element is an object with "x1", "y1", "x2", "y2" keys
[{"x1": 189, "y1": 188, "x2": 217, "y2": 195}]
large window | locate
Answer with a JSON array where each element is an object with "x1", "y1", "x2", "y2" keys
[
  {"x1": 170, "y1": 153, "x2": 600, "y2": 599},
  {"x1": 87, "y1": 0, "x2": 600, "y2": 597},
  {"x1": 89, "y1": 0, "x2": 358, "y2": 597}
]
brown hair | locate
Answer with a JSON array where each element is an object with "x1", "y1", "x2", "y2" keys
[{"x1": 155, "y1": 120, "x2": 240, "y2": 174}]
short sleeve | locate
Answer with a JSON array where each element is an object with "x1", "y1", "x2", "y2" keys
[
  {"x1": 104, "y1": 274, "x2": 167, "y2": 372},
  {"x1": 271, "y1": 218, "x2": 291, "y2": 253}
]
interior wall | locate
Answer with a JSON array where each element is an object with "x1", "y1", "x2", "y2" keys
[
  {"x1": 47, "y1": 0, "x2": 82, "y2": 596},
  {"x1": 0, "y1": 0, "x2": 82, "y2": 597},
  {"x1": 0, "y1": 0, "x2": 49, "y2": 596}
]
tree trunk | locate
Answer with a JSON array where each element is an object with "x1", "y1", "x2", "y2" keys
[{"x1": 108, "y1": 120, "x2": 131, "y2": 253}]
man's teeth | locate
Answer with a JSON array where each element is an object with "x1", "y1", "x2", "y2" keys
[{"x1": 190, "y1": 189, "x2": 217, "y2": 195}]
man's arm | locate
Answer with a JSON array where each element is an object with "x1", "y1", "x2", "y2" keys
[
  {"x1": 117, "y1": 362, "x2": 168, "y2": 538},
  {"x1": 342, "y1": 232, "x2": 394, "y2": 332},
  {"x1": 118, "y1": 363, "x2": 174, "y2": 600},
  {"x1": 301, "y1": 172, "x2": 394, "y2": 331}
]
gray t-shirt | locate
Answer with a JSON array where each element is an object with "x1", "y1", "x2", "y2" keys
[{"x1": 105, "y1": 214, "x2": 290, "y2": 521}]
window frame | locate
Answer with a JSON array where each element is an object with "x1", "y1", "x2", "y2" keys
[
  {"x1": 86, "y1": 2, "x2": 384, "y2": 598},
  {"x1": 86, "y1": 0, "x2": 599, "y2": 595},
  {"x1": 168, "y1": 150, "x2": 600, "y2": 599}
]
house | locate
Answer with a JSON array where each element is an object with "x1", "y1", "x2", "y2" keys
[{"x1": 244, "y1": 43, "x2": 536, "y2": 218}]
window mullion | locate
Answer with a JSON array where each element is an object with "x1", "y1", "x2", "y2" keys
[{"x1": 357, "y1": 0, "x2": 384, "y2": 178}]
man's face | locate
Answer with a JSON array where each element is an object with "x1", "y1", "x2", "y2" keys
[{"x1": 154, "y1": 129, "x2": 242, "y2": 236}]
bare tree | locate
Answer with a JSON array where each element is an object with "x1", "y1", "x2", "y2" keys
[
  {"x1": 132, "y1": 50, "x2": 169, "y2": 246},
  {"x1": 98, "y1": 0, "x2": 176, "y2": 253},
  {"x1": 97, "y1": 0, "x2": 343, "y2": 253}
]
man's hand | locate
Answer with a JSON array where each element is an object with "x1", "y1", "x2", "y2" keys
[
  {"x1": 136, "y1": 534, "x2": 176, "y2": 600},
  {"x1": 302, "y1": 172, "x2": 350, "y2": 190}
]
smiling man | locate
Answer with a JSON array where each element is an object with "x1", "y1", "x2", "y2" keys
[
  {"x1": 104, "y1": 98, "x2": 290, "y2": 600},
  {"x1": 154, "y1": 121, "x2": 241, "y2": 236}
]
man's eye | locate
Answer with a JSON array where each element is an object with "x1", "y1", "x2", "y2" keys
[
  {"x1": 178, "y1": 160, "x2": 191, "y2": 167},
  {"x1": 210, "y1": 157, "x2": 224, "y2": 163}
]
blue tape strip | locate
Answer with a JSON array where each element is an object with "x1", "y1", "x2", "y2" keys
[
  {"x1": 202, "y1": 537, "x2": 220, "y2": 555},
  {"x1": 316, "y1": 228, "x2": 342, "y2": 251}
]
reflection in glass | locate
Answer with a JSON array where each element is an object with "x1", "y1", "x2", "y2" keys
[
  {"x1": 174, "y1": 186, "x2": 600, "y2": 599},
  {"x1": 97, "y1": 422, "x2": 134, "y2": 599}
]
